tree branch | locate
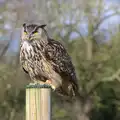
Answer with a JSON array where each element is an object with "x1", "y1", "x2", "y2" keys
[
  {"x1": 75, "y1": 29, "x2": 86, "y2": 41},
  {"x1": 87, "y1": 81, "x2": 102, "y2": 96},
  {"x1": 87, "y1": 69, "x2": 120, "y2": 96},
  {"x1": 102, "y1": 69, "x2": 120, "y2": 82},
  {"x1": 93, "y1": 11, "x2": 120, "y2": 33}
]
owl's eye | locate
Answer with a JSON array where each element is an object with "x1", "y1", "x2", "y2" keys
[
  {"x1": 33, "y1": 32, "x2": 38, "y2": 35},
  {"x1": 24, "y1": 32, "x2": 27, "y2": 35}
]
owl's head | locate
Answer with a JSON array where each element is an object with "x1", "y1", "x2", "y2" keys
[{"x1": 21, "y1": 23, "x2": 48, "y2": 42}]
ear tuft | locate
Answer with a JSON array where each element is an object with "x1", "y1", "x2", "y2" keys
[
  {"x1": 23, "y1": 23, "x2": 26, "y2": 28},
  {"x1": 39, "y1": 24, "x2": 47, "y2": 28}
]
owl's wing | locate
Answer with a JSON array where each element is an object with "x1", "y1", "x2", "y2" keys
[{"x1": 45, "y1": 39, "x2": 78, "y2": 88}]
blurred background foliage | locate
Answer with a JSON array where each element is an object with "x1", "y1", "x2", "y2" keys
[{"x1": 0, "y1": 0, "x2": 120, "y2": 120}]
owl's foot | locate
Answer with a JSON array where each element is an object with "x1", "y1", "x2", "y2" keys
[
  {"x1": 46, "y1": 80, "x2": 56, "y2": 91},
  {"x1": 29, "y1": 82, "x2": 38, "y2": 86},
  {"x1": 29, "y1": 80, "x2": 45, "y2": 86}
]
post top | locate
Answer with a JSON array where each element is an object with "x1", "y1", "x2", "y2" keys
[{"x1": 26, "y1": 83, "x2": 52, "y2": 89}]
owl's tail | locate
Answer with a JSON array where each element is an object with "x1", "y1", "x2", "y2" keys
[
  {"x1": 68, "y1": 81, "x2": 84, "y2": 103},
  {"x1": 55, "y1": 81, "x2": 84, "y2": 103}
]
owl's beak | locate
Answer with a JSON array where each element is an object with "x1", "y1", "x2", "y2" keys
[{"x1": 28, "y1": 34, "x2": 32, "y2": 40}]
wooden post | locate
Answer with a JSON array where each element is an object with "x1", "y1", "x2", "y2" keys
[{"x1": 26, "y1": 83, "x2": 52, "y2": 120}]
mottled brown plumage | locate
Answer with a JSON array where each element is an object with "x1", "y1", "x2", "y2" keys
[{"x1": 20, "y1": 23, "x2": 79, "y2": 97}]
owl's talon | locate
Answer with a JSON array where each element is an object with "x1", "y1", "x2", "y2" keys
[
  {"x1": 46, "y1": 80, "x2": 56, "y2": 91},
  {"x1": 29, "y1": 82, "x2": 37, "y2": 86},
  {"x1": 46, "y1": 80, "x2": 52, "y2": 84},
  {"x1": 51, "y1": 85, "x2": 56, "y2": 91},
  {"x1": 29, "y1": 83, "x2": 34, "y2": 85}
]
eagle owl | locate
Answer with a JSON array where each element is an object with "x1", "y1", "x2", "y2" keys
[{"x1": 20, "y1": 23, "x2": 79, "y2": 97}]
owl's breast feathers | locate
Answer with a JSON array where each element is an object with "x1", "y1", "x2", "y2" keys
[{"x1": 20, "y1": 40, "x2": 51, "y2": 80}]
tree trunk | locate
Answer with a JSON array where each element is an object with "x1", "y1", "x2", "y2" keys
[
  {"x1": 73, "y1": 97, "x2": 93, "y2": 120},
  {"x1": 86, "y1": 39, "x2": 93, "y2": 61}
]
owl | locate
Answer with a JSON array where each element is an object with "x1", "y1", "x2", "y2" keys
[{"x1": 20, "y1": 23, "x2": 79, "y2": 97}]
